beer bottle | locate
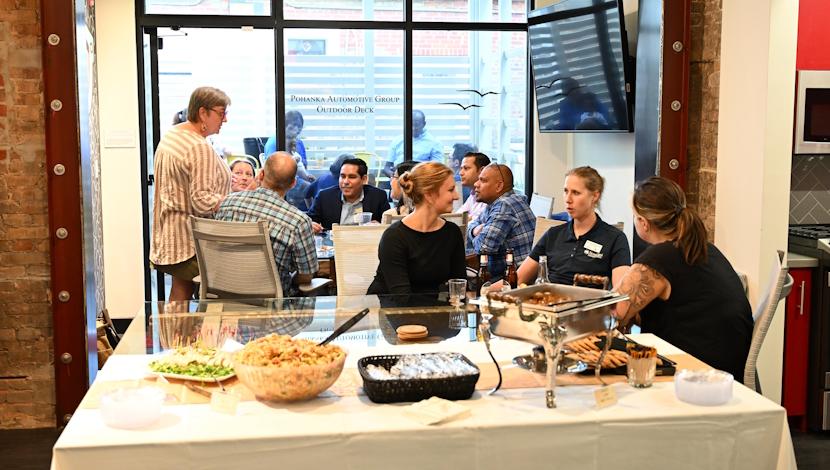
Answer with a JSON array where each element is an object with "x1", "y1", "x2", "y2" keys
[
  {"x1": 477, "y1": 253, "x2": 491, "y2": 287},
  {"x1": 535, "y1": 255, "x2": 550, "y2": 285},
  {"x1": 505, "y1": 249, "x2": 518, "y2": 289}
]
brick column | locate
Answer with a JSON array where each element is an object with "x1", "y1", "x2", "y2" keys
[
  {"x1": 686, "y1": 0, "x2": 722, "y2": 240},
  {"x1": 0, "y1": 1, "x2": 56, "y2": 428}
]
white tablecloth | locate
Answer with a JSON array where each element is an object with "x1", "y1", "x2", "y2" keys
[{"x1": 52, "y1": 334, "x2": 796, "y2": 470}]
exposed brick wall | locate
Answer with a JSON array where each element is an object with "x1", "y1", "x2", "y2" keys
[
  {"x1": 0, "y1": 0, "x2": 55, "y2": 428},
  {"x1": 686, "y1": 0, "x2": 721, "y2": 240}
]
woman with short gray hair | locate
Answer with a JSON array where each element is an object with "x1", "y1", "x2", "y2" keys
[{"x1": 150, "y1": 86, "x2": 232, "y2": 302}]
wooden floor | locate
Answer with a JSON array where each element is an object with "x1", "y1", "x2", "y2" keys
[{"x1": 3, "y1": 427, "x2": 829, "y2": 469}]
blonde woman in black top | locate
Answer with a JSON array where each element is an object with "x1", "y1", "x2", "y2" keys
[
  {"x1": 613, "y1": 176, "x2": 752, "y2": 381},
  {"x1": 368, "y1": 162, "x2": 466, "y2": 295}
]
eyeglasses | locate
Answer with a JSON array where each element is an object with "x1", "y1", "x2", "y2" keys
[
  {"x1": 492, "y1": 164, "x2": 508, "y2": 185},
  {"x1": 210, "y1": 107, "x2": 228, "y2": 119}
]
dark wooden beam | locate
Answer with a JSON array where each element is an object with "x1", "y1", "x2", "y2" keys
[
  {"x1": 632, "y1": 0, "x2": 692, "y2": 256},
  {"x1": 634, "y1": 0, "x2": 691, "y2": 187},
  {"x1": 41, "y1": 0, "x2": 89, "y2": 426}
]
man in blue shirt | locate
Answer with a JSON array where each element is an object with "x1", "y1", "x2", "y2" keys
[
  {"x1": 384, "y1": 110, "x2": 443, "y2": 176},
  {"x1": 467, "y1": 164, "x2": 536, "y2": 279},
  {"x1": 215, "y1": 152, "x2": 318, "y2": 296}
]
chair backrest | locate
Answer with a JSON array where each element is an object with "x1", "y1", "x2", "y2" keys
[
  {"x1": 190, "y1": 216, "x2": 283, "y2": 300},
  {"x1": 242, "y1": 136, "x2": 268, "y2": 158},
  {"x1": 382, "y1": 213, "x2": 405, "y2": 225},
  {"x1": 439, "y1": 211, "x2": 468, "y2": 226},
  {"x1": 529, "y1": 193, "x2": 554, "y2": 219},
  {"x1": 382, "y1": 212, "x2": 467, "y2": 225},
  {"x1": 331, "y1": 224, "x2": 389, "y2": 296},
  {"x1": 532, "y1": 216, "x2": 566, "y2": 245},
  {"x1": 744, "y1": 251, "x2": 793, "y2": 391}
]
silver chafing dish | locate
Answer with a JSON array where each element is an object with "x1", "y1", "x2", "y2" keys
[{"x1": 477, "y1": 283, "x2": 628, "y2": 408}]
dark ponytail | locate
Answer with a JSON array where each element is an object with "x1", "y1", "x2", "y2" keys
[
  {"x1": 673, "y1": 207, "x2": 708, "y2": 265},
  {"x1": 633, "y1": 176, "x2": 708, "y2": 265}
]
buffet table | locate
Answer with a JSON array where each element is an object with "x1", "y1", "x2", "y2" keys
[{"x1": 52, "y1": 296, "x2": 796, "y2": 470}]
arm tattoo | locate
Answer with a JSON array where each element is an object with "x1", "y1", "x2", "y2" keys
[{"x1": 616, "y1": 264, "x2": 665, "y2": 320}]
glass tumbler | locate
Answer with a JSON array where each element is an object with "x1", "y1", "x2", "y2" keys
[
  {"x1": 448, "y1": 278, "x2": 467, "y2": 306},
  {"x1": 627, "y1": 355, "x2": 657, "y2": 388}
]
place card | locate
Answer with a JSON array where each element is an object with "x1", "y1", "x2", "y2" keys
[
  {"x1": 594, "y1": 385, "x2": 618, "y2": 409},
  {"x1": 210, "y1": 390, "x2": 240, "y2": 415}
]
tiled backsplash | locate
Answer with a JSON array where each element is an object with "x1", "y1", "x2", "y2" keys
[{"x1": 790, "y1": 155, "x2": 830, "y2": 224}]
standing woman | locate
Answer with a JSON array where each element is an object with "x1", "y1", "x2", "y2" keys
[
  {"x1": 367, "y1": 162, "x2": 466, "y2": 295},
  {"x1": 150, "y1": 86, "x2": 232, "y2": 302},
  {"x1": 516, "y1": 166, "x2": 630, "y2": 287},
  {"x1": 613, "y1": 176, "x2": 752, "y2": 381}
]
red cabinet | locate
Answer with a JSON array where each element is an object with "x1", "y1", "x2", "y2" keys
[{"x1": 782, "y1": 267, "x2": 813, "y2": 425}]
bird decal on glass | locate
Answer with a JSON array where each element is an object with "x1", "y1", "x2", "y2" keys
[
  {"x1": 456, "y1": 89, "x2": 501, "y2": 97},
  {"x1": 439, "y1": 102, "x2": 483, "y2": 110}
]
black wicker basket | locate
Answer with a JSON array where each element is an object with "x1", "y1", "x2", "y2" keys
[{"x1": 358, "y1": 354, "x2": 480, "y2": 404}]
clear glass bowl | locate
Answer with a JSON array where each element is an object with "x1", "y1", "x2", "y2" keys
[
  {"x1": 234, "y1": 353, "x2": 346, "y2": 402},
  {"x1": 100, "y1": 386, "x2": 165, "y2": 429},
  {"x1": 674, "y1": 369, "x2": 734, "y2": 406}
]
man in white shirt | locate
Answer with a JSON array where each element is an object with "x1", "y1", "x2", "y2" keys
[{"x1": 456, "y1": 151, "x2": 490, "y2": 223}]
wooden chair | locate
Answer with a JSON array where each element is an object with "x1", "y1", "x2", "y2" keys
[
  {"x1": 529, "y1": 193, "x2": 554, "y2": 219},
  {"x1": 331, "y1": 224, "x2": 389, "y2": 296},
  {"x1": 532, "y1": 216, "x2": 566, "y2": 246},
  {"x1": 382, "y1": 212, "x2": 468, "y2": 245}
]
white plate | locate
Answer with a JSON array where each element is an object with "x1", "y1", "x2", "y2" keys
[{"x1": 152, "y1": 371, "x2": 235, "y2": 382}]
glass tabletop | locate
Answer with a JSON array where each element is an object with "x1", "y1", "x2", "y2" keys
[{"x1": 117, "y1": 294, "x2": 481, "y2": 355}]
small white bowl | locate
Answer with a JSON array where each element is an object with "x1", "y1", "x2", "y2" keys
[
  {"x1": 100, "y1": 386, "x2": 166, "y2": 429},
  {"x1": 674, "y1": 369, "x2": 734, "y2": 406}
]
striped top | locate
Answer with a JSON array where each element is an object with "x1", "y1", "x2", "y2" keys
[{"x1": 150, "y1": 126, "x2": 231, "y2": 265}]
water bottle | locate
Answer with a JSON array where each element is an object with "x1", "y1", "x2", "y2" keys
[{"x1": 535, "y1": 255, "x2": 550, "y2": 285}]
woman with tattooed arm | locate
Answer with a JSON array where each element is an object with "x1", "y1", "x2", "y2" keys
[{"x1": 612, "y1": 177, "x2": 752, "y2": 382}]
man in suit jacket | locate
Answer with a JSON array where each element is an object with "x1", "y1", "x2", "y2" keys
[{"x1": 308, "y1": 158, "x2": 390, "y2": 232}]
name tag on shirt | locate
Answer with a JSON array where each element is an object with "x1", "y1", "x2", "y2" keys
[
  {"x1": 584, "y1": 240, "x2": 603, "y2": 253},
  {"x1": 584, "y1": 240, "x2": 604, "y2": 259}
]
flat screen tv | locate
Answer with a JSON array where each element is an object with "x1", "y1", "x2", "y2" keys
[{"x1": 529, "y1": 0, "x2": 633, "y2": 132}]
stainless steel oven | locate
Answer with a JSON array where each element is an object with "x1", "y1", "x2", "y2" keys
[
  {"x1": 788, "y1": 225, "x2": 830, "y2": 430},
  {"x1": 795, "y1": 70, "x2": 830, "y2": 155}
]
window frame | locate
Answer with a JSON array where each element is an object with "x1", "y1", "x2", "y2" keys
[{"x1": 136, "y1": 0, "x2": 536, "y2": 301}]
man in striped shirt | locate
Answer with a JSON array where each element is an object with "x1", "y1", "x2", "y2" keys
[{"x1": 215, "y1": 152, "x2": 318, "y2": 296}]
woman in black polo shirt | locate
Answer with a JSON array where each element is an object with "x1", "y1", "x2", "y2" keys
[
  {"x1": 517, "y1": 166, "x2": 631, "y2": 287},
  {"x1": 612, "y1": 177, "x2": 752, "y2": 381}
]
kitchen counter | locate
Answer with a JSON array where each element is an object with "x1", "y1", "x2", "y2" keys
[{"x1": 787, "y1": 252, "x2": 819, "y2": 269}]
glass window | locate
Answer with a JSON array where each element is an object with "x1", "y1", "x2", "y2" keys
[
  {"x1": 156, "y1": 28, "x2": 277, "y2": 157},
  {"x1": 283, "y1": 29, "x2": 404, "y2": 188},
  {"x1": 145, "y1": 0, "x2": 271, "y2": 16},
  {"x1": 412, "y1": 30, "x2": 527, "y2": 192},
  {"x1": 284, "y1": 0, "x2": 403, "y2": 21},
  {"x1": 413, "y1": 0, "x2": 526, "y2": 23}
]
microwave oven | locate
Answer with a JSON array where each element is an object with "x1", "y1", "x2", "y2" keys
[{"x1": 795, "y1": 70, "x2": 830, "y2": 154}]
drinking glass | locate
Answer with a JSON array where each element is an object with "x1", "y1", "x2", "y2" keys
[
  {"x1": 627, "y1": 355, "x2": 657, "y2": 388},
  {"x1": 448, "y1": 278, "x2": 467, "y2": 306},
  {"x1": 357, "y1": 212, "x2": 373, "y2": 225},
  {"x1": 448, "y1": 306, "x2": 468, "y2": 329}
]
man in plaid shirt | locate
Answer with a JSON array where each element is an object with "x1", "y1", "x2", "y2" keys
[
  {"x1": 467, "y1": 164, "x2": 536, "y2": 279},
  {"x1": 215, "y1": 152, "x2": 318, "y2": 295}
]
